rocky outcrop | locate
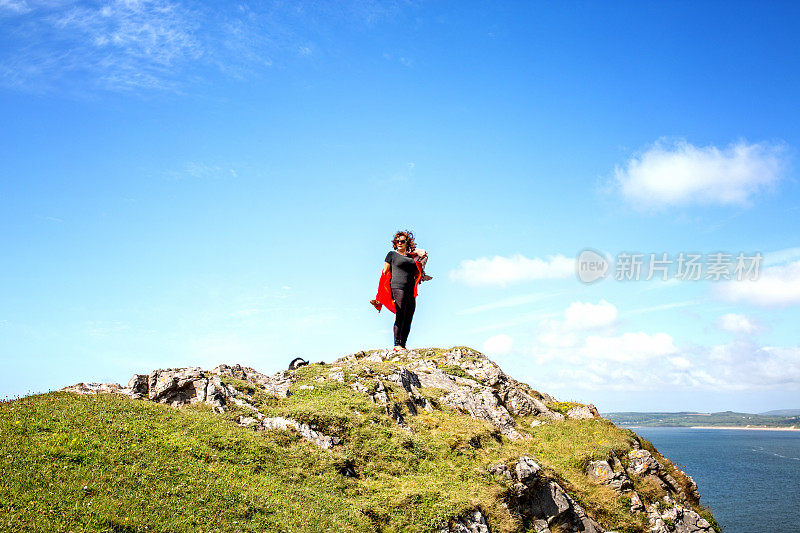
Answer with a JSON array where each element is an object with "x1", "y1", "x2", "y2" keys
[
  {"x1": 566, "y1": 404, "x2": 599, "y2": 420},
  {"x1": 249, "y1": 416, "x2": 341, "y2": 449},
  {"x1": 62, "y1": 363, "x2": 334, "y2": 448},
  {"x1": 441, "y1": 387, "x2": 523, "y2": 440},
  {"x1": 61, "y1": 382, "x2": 129, "y2": 395},
  {"x1": 647, "y1": 497, "x2": 714, "y2": 533},
  {"x1": 398, "y1": 348, "x2": 570, "y2": 436},
  {"x1": 213, "y1": 363, "x2": 293, "y2": 398},
  {"x1": 580, "y1": 447, "x2": 713, "y2": 532},
  {"x1": 491, "y1": 456, "x2": 604, "y2": 533},
  {"x1": 586, "y1": 458, "x2": 633, "y2": 493},
  {"x1": 440, "y1": 509, "x2": 491, "y2": 533},
  {"x1": 627, "y1": 449, "x2": 683, "y2": 495},
  {"x1": 60, "y1": 346, "x2": 717, "y2": 533}
]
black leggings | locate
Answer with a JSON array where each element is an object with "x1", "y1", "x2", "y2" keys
[{"x1": 391, "y1": 287, "x2": 416, "y2": 348}]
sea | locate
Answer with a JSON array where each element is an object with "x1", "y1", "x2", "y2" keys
[{"x1": 633, "y1": 427, "x2": 800, "y2": 533}]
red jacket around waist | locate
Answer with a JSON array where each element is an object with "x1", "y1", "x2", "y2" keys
[{"x1": 374, "y1": 252, "x2": 423, "y2": 314}]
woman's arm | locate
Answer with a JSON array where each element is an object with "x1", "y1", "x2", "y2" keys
[{"x1": 383, "y1": 261, "x2": 391, "y2": 274}]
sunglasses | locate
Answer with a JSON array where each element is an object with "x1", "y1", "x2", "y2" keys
[{"x1": 395, "y1": 239, "x2": 407, "y2": 244}]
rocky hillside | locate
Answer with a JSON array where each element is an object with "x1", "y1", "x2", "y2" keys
[{"x1": 4, "y1": 346, "x2": 719, "y2": 532}]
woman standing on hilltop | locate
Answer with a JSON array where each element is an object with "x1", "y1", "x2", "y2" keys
[{"x1": 370, "y1": 230, "x2": 432, "y2": 352}]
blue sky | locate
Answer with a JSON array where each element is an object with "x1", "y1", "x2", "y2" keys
[{"x1": 2, "y1": 1, "x2": 799, "y2": 413}]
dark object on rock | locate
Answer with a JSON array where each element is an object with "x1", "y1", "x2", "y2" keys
[
  {"x1": 288, "y1": 357, "x2": 308, "y2": 370},
  {"x1": 337, "y1": 459, "x2": 358, "y2": 478}
]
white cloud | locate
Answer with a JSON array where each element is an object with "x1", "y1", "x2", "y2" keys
[
  {"x1": 538, "y1": 327, "x2": 579, "y2": 349},
  {"x1": 2, "y1": 1, "x2": 407, "y2": 93},
  {"x1": 564, "y1": 299, "x2": 618, "y2": 330},
  {"x1": 482, "y1": 334, "x2": 513, "y2": 355},
  {"x1": 180, "y1": 162, "x2": 237, "y2": 180},
  {"x1": 707, "y1": 340, "x2": 800, "y2": 389},
  {"x1": 764, "y1": 247, "x2": 800, "y2": 266},
  {"x1": 471, "y1": 310, "x2": 561, "y2": 333},
  {"x1": 624, "y1": 300, "x2": 699, "y2": 315},
  {"x1": 582, "y1": 332, "x2": 679, "y2": 363},
  {"x1": 615, "y1": 138, "x2": 788, "y2": 208},
  {"x1": 229, "y1": 308, "x2": 263, "y2": 318},
  {"x1": 1, "y1": 0, "x2": 202, "y2": 91},
  {"x1": 0, "y1": 0, "x2": 31, "y2": 14},
  {"x1": 718, "y1": 313, "x2": 758, "y2": 334},
  {"x1": 714, "y1": 259, "x2": 800, "y2": 307},
  {"x1": 536, "y1": 300, "x2": 617, "y2": 349},
  {"x1": 519, "y1": 299, "x2": 800, "y2": 393},
  {"x1": 449, "y1": 253, "x2": 574, "y2": 287},
  {"x1": 456, "y1": 291, "x2": 564, "y2": 315},
  {"x1": 667, "y1": 356, "x2": 692, "y2": 369}
]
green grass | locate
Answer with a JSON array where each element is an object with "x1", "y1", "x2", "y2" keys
[
  {"x1": 0, "y1": 392, "x2": 512, "y2": 532},
  {"x1": 0, "y1": 347, "x2": 720, "y2": 532},
  {"x1": 438, "y1": 364, "x2": 479, "y2": 382},
  {"x1": 545, "y1": 401, "x2": 582, "y2": 416}
]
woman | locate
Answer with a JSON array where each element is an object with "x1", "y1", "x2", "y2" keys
[{"x1": 370, "y1": 230, "x2": 430, "y2": 352}]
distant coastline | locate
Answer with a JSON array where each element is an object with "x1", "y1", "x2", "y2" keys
[
  {"x1": 626, "y1": 425, "x2": 800, "y2": 432},
  {"x1": 688, "y1": 425, "x2": 800, "y2": 432},
  {"x1": 604, "y1": 410, "x2": 800, "y2": 430}
]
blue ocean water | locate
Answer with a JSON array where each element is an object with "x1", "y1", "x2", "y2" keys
[{"x1": 633, "y1": 427, "x2": 800, "y2": 533}]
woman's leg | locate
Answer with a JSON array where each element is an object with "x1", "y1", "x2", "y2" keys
[
  {"x1": 391, "y1": 288, "x2": 406, "y2": 348},
  {"x1": 400, "y1": 293, "x2": 416, "y2": 348}
]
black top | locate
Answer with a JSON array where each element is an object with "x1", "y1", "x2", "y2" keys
[{"x1": 385, "y1": 250, "x2": 418, "y2": 290}]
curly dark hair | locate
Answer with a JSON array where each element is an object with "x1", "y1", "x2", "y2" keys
[{"x1": 391, "y1": 230, "x2": 416, "y2": 252}]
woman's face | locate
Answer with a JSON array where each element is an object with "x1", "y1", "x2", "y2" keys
[{"x1": 395, "y1": 235, "x2": 408, "y2": 251}]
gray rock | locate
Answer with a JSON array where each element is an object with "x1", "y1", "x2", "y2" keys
[
  {"x1": 515, "y1": 456, "x2": 541, "y2": 485},
  {"x1": 662, "y1": 472, "x2": 683, "y2": 494},
  {"x1": 587, "y1": 460, "x2": 633, "y2": 492},
  {"x1": 127, "y1": 374, "x2": 149, "y2": 398},
  {"x1": 349, "y1": 381, "x2": 368, "y2": 394},
  {"x1": 237, "y1": 416, "x2": 258, "y2": 427},
  {"x1": 630, "y1": 492, "x2": 644, "y2": 512},
  {"x1": 627, "y1": 449, "x2": 661, "y2": 476},
  {"x1": 439, "y1": 509, "x2": 490, "y2": 533},
  {"x1": 60, "y1": 382, "x2": 127, "y2": 395},
  {"x1": 327, "y1": 367, "x2": 345, "y2": 382},
  {"x1": 488, "y1": 463, "x2": 513, "y2": 482},
  {"x1": 213, "y1": 364, "x2": 294, "y2": 398},
  {"x1": 500, "y1": 455, "x2": 605, "y2": 533},
  {"x1": 566, "y1": 405, "x2": 596, "y2": 420},
  {"x1": 527, "y1": 480, "x2": 572, "y2": 522},
  {"x1": 408, "y1": 383, "x2": 433, "y2": 413},
  {"x1": 204, "y1": 376, "x2": 227, "y2": 411},
  {"x1": 647, "y1": 499, "x2": 714, "y2": 533},
  {"x1": 389, "y1": 367, "x2": 422, "y2": 392},
  {"x1": 260, "y1": 416, "x2": 339, "y2": 449},
  {"x1": 441, "y1": 387, "x2": 522, "y2": 440},
  {"x1": 147, "y1": 367, "x2": 205, "y2": 405},
  {"x1": 387, "y1": 402, "x2": 407, "y2": 427},
  {"x1": 369, "y1": 380, "x2": 390, "y2": 405}
]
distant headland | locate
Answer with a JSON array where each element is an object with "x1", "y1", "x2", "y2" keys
[{"x1": 604, "y1": 410, "x2": 800, "y2": 430}]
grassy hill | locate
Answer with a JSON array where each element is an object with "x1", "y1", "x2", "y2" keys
[{"x1": 0, "y1": 347, "x2": 720, "y2": 532}]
